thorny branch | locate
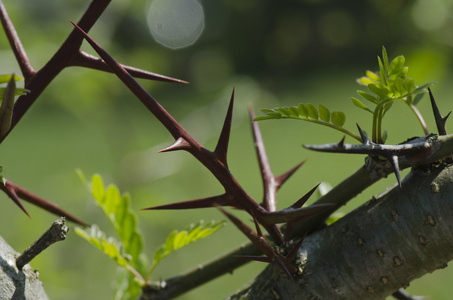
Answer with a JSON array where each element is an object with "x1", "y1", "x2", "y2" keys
[
  {"x1": 3, "y1": 0, "x2": 453, "y2": 299},
  {"x1": 0, "y1": 0, "x2": 183, "y2": 222},
  {"x1": 70, "y1": 19, "x2": 453, "y2": 299}
]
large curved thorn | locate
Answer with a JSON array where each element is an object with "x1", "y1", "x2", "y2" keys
[
  {"x1": 0, "y1": 180, "x2": 88, "y2": 226},
  {"x1": 69, "y1": 51, "x2": 188, "y2": 84},
  {"x1": 261, "y1": 203, "x2": 334, "y2": 224},
  {"x1": 214, "y1": 88, "x2": 235, "y2": 167},
  {"x1": 142, "y1": 194, "x2": 237, "y2": 210}
]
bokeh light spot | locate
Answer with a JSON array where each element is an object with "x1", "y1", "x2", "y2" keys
[
  {"x1": 411, "y1": 0, "x2": 448, "y2": 32},
  {"x1": 147, "y1": 0, "x2": 204, "y2": 49}
]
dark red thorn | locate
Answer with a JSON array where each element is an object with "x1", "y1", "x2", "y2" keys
[
  {"x1": 275, "y1": 160, "x2": 306, "y2": 190},
  {"x1": 3, "y1": 182, "x2": 30, "y2": 218},
  {"x1": 214, "y1": 88, "x2": 235, "y2": 167},
  {"x1": 158, "y1": 137, "x2": 191, "y2": 153},
  {"x1": 0, "y1": 180, "x2": 88, "y2": 226},
  {"x1": 286, "y1": 185, "x2": 319, "y2": 239},
  {"x1": 428, "y1": 88, "x2": 449, "y2": 136},
  {"x1": 234, "y1": 255, "x2": 273, "y2": 263},
  {"x1": 69, "y1": 51, "x2": 188, "y2": 84},
  {"x1": 275, "y1": 258, "x2": 294, "y2": 279},
  {"x1": 216, "y1": 205, "x2": 276, "y2": 259},
  {"x1": 249, "y1": 105, "x2": 277, "y2": 212},
  {"x1": 338, "y1": 136, "x2": 346, "y2": 149},
  {"x1": 70, "y1": 21, "x2": 189, "y2": 141},
  {"x1": 290, "y1": 184, "x2": 320, "y2": 209},
  {"x1": 286, "y1": 234, "x2": 307, "y2": 263},
  {"x1": 251, "y1": 212, "x2": 264, "y2": 239},
  {"x1": 262, "y1": 203, "x2": 334, "y2": 225},
  {"x1": 390, "y1": 155, "x2": 402, "y2": 187},
  {"x1": 142, "y1": 194, "x2": 236, "y2": 210},
  {"x1": 356, "y1": 124, "x2": 371, "y2": 145}
]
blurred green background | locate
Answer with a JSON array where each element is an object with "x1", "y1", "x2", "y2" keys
[{"x1": 1, "y1": 0, "x2": 453, "y2": 299}]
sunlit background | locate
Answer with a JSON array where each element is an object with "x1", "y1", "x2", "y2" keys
[{"x1": 1, "y1": 0, "x2": 453, "y2": 299}]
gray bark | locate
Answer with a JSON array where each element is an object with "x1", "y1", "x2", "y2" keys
[
  {"x1": 0, "y1": 236, "x2": 48, "y2": 300},
  {"x1": 228, "y1": 162, "x2": 453, "y2": 299}
]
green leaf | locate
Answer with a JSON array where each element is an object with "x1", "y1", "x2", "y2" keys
[
  {"x1": 413, "y1": 93, "x2": 425, "y2": 106},
  {"x1": 368, "y1": 83, "x2": 390, "y2": 99},
  {"x1": 84, "y1": 173, "x2": 144, "y2": 267},
  {"x1": 412, "y1": 81, "x2": 436, "y2": 95},
  {"x1": 351, "y1": 97, "x2": 373, "y2": 113},
  {"x1": 149, "y1": 220, "x2": 225, "y2": 277},
  {"x1": 356, "y1": 76, "x2": 373, "y2": 86},
  {"x1": 306, "y1": 103, "x2": 318, "y2": 120},
  {"x1": 331, "y1": 111, "x2": 346, "y2": 127},
  {"x1": 0, "y1": 164, "x2": 5, "y2": 186},
  {"x1": 366, "y1": 70, "x2": 380, "y2": 81},
  {"x1": 297, "y1": 104, "x2": 308, "y2": 118},
  {"x1": 276, "y1": 107, "x2": 291, "y2": 117},
  {"x1": 388, "y1": 55, "x2": 405, "y2": 76},
  {"x1": 378, "y1": 56, "x2": 387, "y2": 85},
  {"x1": 382, "y1": 46, "x2": 389, "y2": 75},
  {"x1": 318, "y1": 104, "x2": 330, "y2": 122},
  {"x1": 75, "y1": 225, "x2": 130, "y2": 268},
  {"x1": 357, "y1": 90, "x2": 378, "y2": 104},
  {"x1": 392, "y1": 77, "x2": 405, "y2": 96},
  {"x1": 403, "y1": 77, "x2": 415, "y2": 93},
  {"x1": 0, "y1": 74, "x2": 22, "y2": 84},
  {"x1": 0, "y1": 75, "x2": 16, "y2": 139}
]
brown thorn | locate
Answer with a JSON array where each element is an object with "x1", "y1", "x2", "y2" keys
[
  {"x1": 2, "y1": 181, "x2": 30, "y2": 218},
  {"x1": 69, "y1": 51, "x2": 188, "y2": 84},
  {"x1": 262, "y1": 203, "x2": 334, "y2": 225},
  {"x1": 215, "y1": 205, "x2": 276, "y2": 259},
  {"x1": 0, "y1": 1, "x2": 35, "y2": 80},
  {"x1": 214, "y1": 88, "x2": 235, "y2": 167},
  {"x1": 338, "y1": 136, "x2": 346, "y2": 149},
  {"x1": 233, "y1": 255, "x2": 273, "y2": 264},
  {"x1": 249, "y1": 105, "x2": 277, "y2": 212},
  {"x1": 158, "y1": 137, "x2": 191, "y2": 153},
  {"x1": 356, "y1": 123, "x2": 371, "y2": 145},
  {"x1": 390, "y1": 155, "x2": 402, "y2": 188},
  {"x1": 286, "y1": 185, "x2": 321, "y2": 238},
  {"x1": 142, "y1": 194, "x2": 235, "y2": 210},
  {"x1": 286, "y1": 233, "x2": 307, "y2": 263},
  {"x1": 428, "y1": 87, "x2": 449, "y2": 136},
  {"x1": 69, "y1": 20, "x2": 191, "y2": 141},
  {"x1": 290, "y1": 184, "x2": 320, "y2": 209},
  {"x1": 275, "y1": 160, "x2": 306, "y2": 190},
  {"x1": 275, "y1": 257, "x2": 294, "y2": 279}
]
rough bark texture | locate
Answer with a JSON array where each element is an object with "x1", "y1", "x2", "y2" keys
[
  {"x1": 0, "y1": 236, "x2": 48, "y2": 300},
  {"x1": 228, "y1": 162, "x2": 453, "y2": 299}
]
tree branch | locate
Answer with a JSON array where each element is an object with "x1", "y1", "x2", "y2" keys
[{"x1": 228, "y1": 162, "x2": 453, "y2": 299}]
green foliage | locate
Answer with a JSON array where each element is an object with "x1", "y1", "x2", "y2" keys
[
  {"x1": 75, "y1": 225, "x2": 133, "y2": 269},
  {"x1": 0, "y1": 164, "x2": 5, "y2": 186},
  {"x1": 0, "y1": 74, "x2": 29, "y2": 139},
  {"x1": 255, "y1": 47, "x2": 435, "y2": 144},
  {"x1": 76, "y1": 172, "x2": 145, "y2": 299},
  {"x1": 147, "y1": 220, "x2": 225, "y2": 279},
  {"x1": 0, "y1": 74, "x2": 28, "y2": 101},
  {"x1": 254, "y1": 104, "x2": 361, "y2": 141},
  {"x1": 76, "y1": 171, "x2": 225, "y2": 299},
  {"x1": 354, "y1": 46, "x2": 435, "y2": 143}
]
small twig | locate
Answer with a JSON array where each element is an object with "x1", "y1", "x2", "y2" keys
[{"x1": 16, "y1": 217, "x2": 69, "y2": 270}]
